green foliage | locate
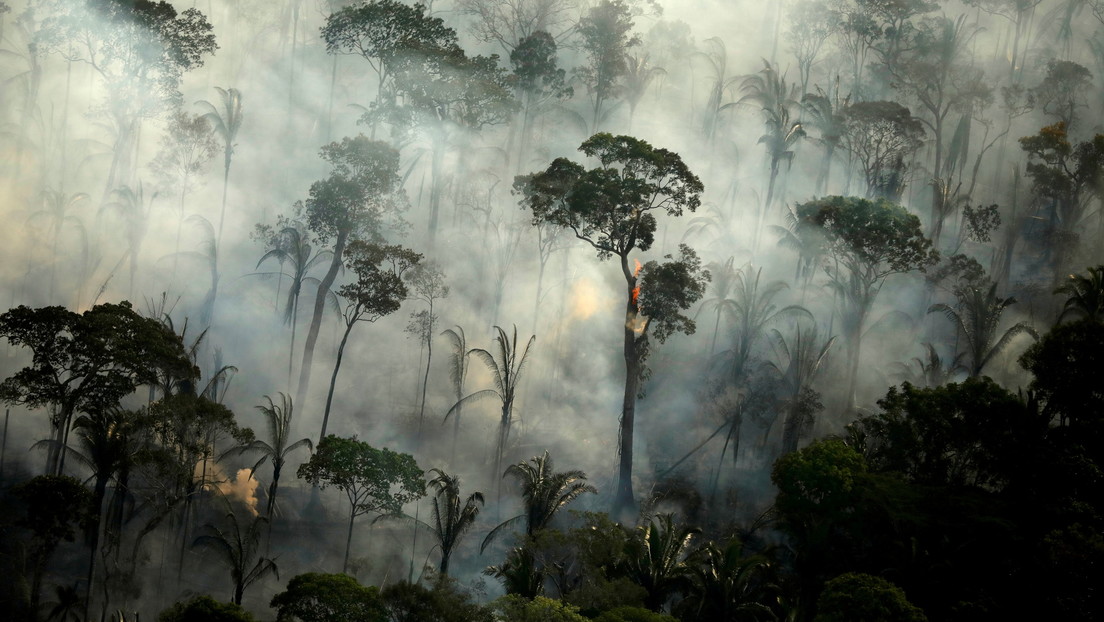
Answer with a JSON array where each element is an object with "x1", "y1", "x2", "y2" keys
[
  {"x1": 1020, "y1": 318, "x2": 1104, "y2": 428},
  {"x1": 492, "y1": 595, "x2": 589, "y2": 622},
  {"x1": 772, "y1": 439, "x2": 867, "y2": 524},
  {"x1": 339, "y1": 241, "x2": 421, "y2": 325},
  {"x1": 849, "y1": 378, "x2": 1040, "y2": 488},
  {"x1": 814, "y1": 573, "x2": 926, "y2": 622},
  {"x1": 380, "y1": 579, "x2": 493, "y2": 622},
  {"x1": 927, "y1": 280, "x2": 1038, "y2": 377},
  {"x1": 593, "y1": 606, "x2": 677, "y2": 622},
  {"x1": 1019, "y1": 123, "x2": 1104, "y2": 235},
  {"x1": 795, "y1": 197, "x2": 938, "y2": 277},
  {"x1": 637, "y1": 245, "x2": 710, "y2": 343},
  {"x1": 301, "y1": 136, "x2": 408, "y2": 244},
  {"x1": 1055, "y1": 265, "x2": 1104, "y2": 323},
  {"x1": 621, "y1": 514, "x2": 699, "y2": 611},
  {"x1": 839, "y1": 101, "x2": 926, "y2": 199},
  {"x1": 158, "y1": 596, "x2": 256, "y2": 622},
  {"x1": 426, "y1": 469, "x2": 484, "y2": 575},
  {"x1": 270, "y1": 573, "x2": 386, "y2": 622},
  {"x1": 511, "y1": 31, "x2": 572, "y2": 100},
  {"x1": 192, "y1": 507, "x2": 278, "y2": 605},
  {"x1": 298, "y1": 435, "x2": 425, "y2": 518},
  {"x1": 12, "y1": 475, "x2": 91, "y2": 554},
  {"x1": 516, "y1": 133, "x2": 703, "y2": 260},
  {"x1": 575, "y1": 0, "x2": 640, "y2": 125}
]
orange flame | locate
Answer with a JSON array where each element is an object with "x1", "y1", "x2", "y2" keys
[{"x1": 631, "y1": 259, "x2": 643, "y2": 306}]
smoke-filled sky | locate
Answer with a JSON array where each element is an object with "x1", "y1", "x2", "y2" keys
[{"x1": 1, "y1": 0, "x2": 1102, "y2": 594}]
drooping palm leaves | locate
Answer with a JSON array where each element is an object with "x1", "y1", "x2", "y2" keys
[
  {"x1": 426, "y1": 469, "x2": 484, "y2": 575},
  {"x1": 697, "y1": 257, "x2": 740, "y2": 356},
  {"x1": 195, "y1": 86, "x2": 244, "y2": 254},
  {"x1": 253, "y1": 223, "x2": 336, "y2": 386},
  {"x1": 481, "y1": 451, "x2": 596, "y2": 552},
  {"x1": 769, "y1": 324, "x2": 835, "y2": 454},
  {"x1": 1055, "y1": 265, "x2": 1104, "y2": 323},
  {"x1": 739, "y1": 58, "x2": 805, "y2": 234},
  {"x1": 447, "y1": 325, "x2": 536, "y2": 490},
  {"x1": 241, "y1": 393, "x2": 312, "y2": 519},
  {"x1": 191, "y1": 506, "x2": 278, "y2": 605},
  {"x1": 622, "y1": 513, "x2": 701, "y2": 611},
  {"x1": 441, "y1": 326, "x2": 473, "y2": 459},
  {"x1": 677, "y1": 538, "x2": 781, "y2": 622},
  {"x1": 928, "y1": 282, "x2": 1039, "y2": 377}
]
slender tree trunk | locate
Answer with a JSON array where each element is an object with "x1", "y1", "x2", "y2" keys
[
  {"x1": 297, "y1": 230, "x2": 348, "y2": 410},
  {"x1": 428, "y1": 141, "x2": 445, "y2": 240},
  {"x1": 418, "y1": 318, "x2": 432, "y2": 434},
  {"x1": 216, "y1": 157, "x2": 232, "y2": 256},
  {"x1": 319, "y1": 320, "x2": 355, "y2": 444},
  {"x1": 343, "y1": 510, "x2": 355, "y2": 574},
  {"x1": 615, "y1": 256, "x2": 641, "y2": 517}
]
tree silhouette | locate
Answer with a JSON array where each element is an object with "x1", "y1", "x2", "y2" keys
[
  {"x1": 447, "y1": 325, "x2": 535, "y2": 491},
  {"x1": 29, "y1": 189, "x2": 89, "y2": 305},
  {"x1": 676, "y1": 537, "x2": 780, "y2": 622},
  {"x1": 801, "y1": 83, "x2": 850, "y2": 195},
  {"x1": 794, "y1": 196, "x2": 938, "y2": 410},
  {"x1": 406, "y1": 262, "x2": 449, "y2": 432},
  {"x1": 39, "y1": 1, "x2": 217, "y2": 200},
  {"x1": 928, "y1": 281, "x2": 1038, "y2": 377},
  {"x1": 622, "y1": 513, "x2": 701, "y2": 612},
  {"x1": 517, "y1": 132, "x2": 707, "y2": 514},
  {"x1": 769, "y1": 324, "x2": 835, "y2": 454},
  {"x1": 441, "y1": 326, "x2": 473, "y2": 459},
  {"x1": 294, "y1": 136, "x2": 407, "y2": 409},
  {"x1": 318, "y1": 241, "x2": 420, "y2": 444},
  {"x1": 101, "y1": 183, "x2": 155, "y2": 298},
  {"x1": 297, "y1": 435, "x2": 425, "y2": 573},
  {"x1": 241, "y1": 393, "x2": 312, "y2": 519},
  {"x1": 425, "y1": 469, "x2": 484, "y2": 575},
  {"x1": 0, "y1": 301, "x2": 193, "y2": 475},
  {"x1": 195, "y1": 86, "x2": 244, "y2": 254},
  {"x1": 739, "y1": 58, "x2": 805, "y2": 224},
  {"x1": 575, "y1": 0, "x2": 640, "y2": 131},
  {"x1": 13, "y1": 475, "x2": 91, "y2": 615},
  {"x1": 482, "y1": 451, "x2": 596, "y2": 552},
  {"x1": 191, "y1": 506, "x2": 278, "y2": 606},
  {"x1": 1055, "y1": 265, "x2": 1104, "y2": 323},
  {"x1": 252, "y1": 221, "x2": 335, "y2": 387}
]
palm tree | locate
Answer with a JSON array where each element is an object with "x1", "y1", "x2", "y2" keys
[
  {"x1": 191, "y1": 507, "x2": 278, "y2": 606},
  {"x1": 482, "y1": 451, "x2": 597, "y2": 552},
  {"x1": 696, "y1": 257, "x2": 740, "y2": 356},
  {"x1": 891, "y1": 342, "x2": 966, "y2": 388},
  {"x1": 426, "y1": 469, "x2": 484, "y2": 575},
  {"x1": 30, "y1": 189, "x2": 90, "y2": 304},
  {"x1": 1055, "y1": 265, "x2": 1104, "y2": 323},
  {"x1": 721, "y1": 265, "x2": 813, "y2": 388},
  {"x1": 447, "y1": 325, "x2": 536, "y2": 491},
  {"x1": 692, "y1": 37, "x2": 741, "y2": 145},
  {"x1": 241, "y1": 393, "x2": 312, "y2": 519},
  {"x1": 195, "y1": 86, "x2": 244, "y2": 254},
  {"x1": 801, "y1": 81, "x2": 850, "y2": 195},
  {"x1": 441, "y1": 326, "x2": 472, "y2": 459},
  {"x1": 622, "y1": 54, "x2": 665, "y2": 131},
  {"x1": 253, "y1": 223, "x2": 335, "y2": 386},
  {"x1": 101, "y1": 183, "x2": 155, "y2": 298},
  {"x1": 678, "y1": 538, "x2": 780, "y2": 621},
  {"x1": 739, "y1": 58, "x2": 804, "y2": 236},
  {"x1": 622, "y1": 513, "x2": 700, "y2": 611},
  {"x1": 928, "y1": 282, "x2": 1039, "y2": 377},
  {"x1": 769, "y1": 324, "x2": 835, "y2": 454}
]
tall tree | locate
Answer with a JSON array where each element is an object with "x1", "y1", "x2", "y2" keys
[
  {"x1": 794, "y1": 196, "x2": 938, "y2": 410},
  {"x1": 191, "y1": 507, "x2": 278, "y2": 606},
  {"x1": 319, "y1": 241, "x2": 421, "y2": 444},
  {"x1": 928, "y1": 281, "x2": 1038, "y2": 377},
  {"x1": 425, "y1": 469, "x2": 484, "y2": 576},
  {"x1": 0, "y1": 302, "x2": 193, "y2": 475},
  {"x1": 406, "y1": 262, "x2": 449, "y2": 432},
  {"x1": 441, "y1": 326, "x2": 473, "y2": 458},
  {"x1": 482, "y1": 451, "x2": 596, "y2": 550},
  {"x1": 241, "y1": 393, "x2": 313, "y2": 519},
  {"x1": 447, "y1": 325, "x2": 535, "y2": 491},
  {"x1": 253, "y1": 220, "x2": 335, "y2": 387},
  {"x1": 38, "y1": 0, "x2": 217, "y2": 200},
  {"x1": 517, "y1": 133, "x2": 708, "y2": 515},
  {"x1": 297, "y1": 435, "x2": 425, "y2": 573},
  {"x1": 195, "y1": 86, "x2": 244, "y2": 255},
  {"x1": 574, "y1": 0, "x2": 640, "y2": 131},
  {"x1": 294, "y1": 136, "x2": 407, "y2": 410},
  {"x1": 837, "y1": 100, "x2": 926, "y2": 202}
]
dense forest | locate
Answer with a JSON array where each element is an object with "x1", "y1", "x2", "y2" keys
[{"x1": 0, "y1": 0, "x2": 1102, "y2": 620}]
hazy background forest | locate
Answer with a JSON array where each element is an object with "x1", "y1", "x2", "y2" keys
[{"x1": 1, "y1": 0, "x2": 1102, "y2": 621}]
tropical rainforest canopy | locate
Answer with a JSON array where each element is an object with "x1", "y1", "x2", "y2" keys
[{"x1": 1, "y1": 1, "x2": 1103, "y2": 621}]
